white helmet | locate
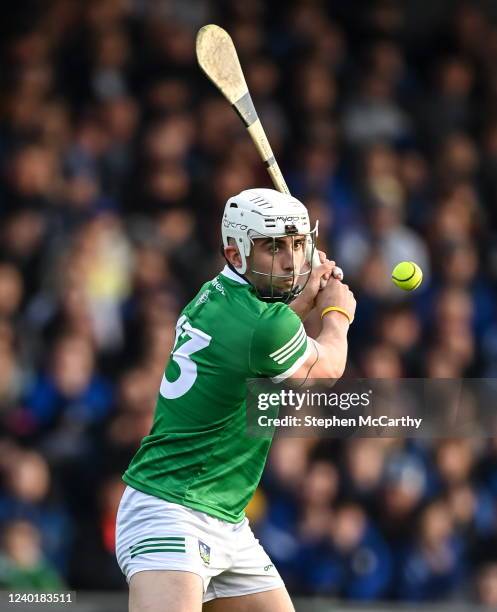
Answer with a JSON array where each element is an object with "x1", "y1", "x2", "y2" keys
[{"x1": 221, "y1": 188, "x2": 318, "y2": 299}]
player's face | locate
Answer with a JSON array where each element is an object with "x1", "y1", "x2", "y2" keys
[{"x1": 247, "y1": 235, "x2": 309, "y2": 295}]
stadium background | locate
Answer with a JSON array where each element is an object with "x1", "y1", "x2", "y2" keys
[{"x1": 0, "y1": 0, "x2": 497, "y2": 607}]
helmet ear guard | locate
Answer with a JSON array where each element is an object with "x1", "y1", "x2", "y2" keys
[
  {"x1": 236, "y1": 234, "x2": 250, "y2": 275},
  {"x1": 222, "y1": 207, "x2": 252, "y2": 275}
]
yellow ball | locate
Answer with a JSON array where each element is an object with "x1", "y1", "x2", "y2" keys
[{"x1": 391, "y1": 261, "x2": 423, "y2": 291}]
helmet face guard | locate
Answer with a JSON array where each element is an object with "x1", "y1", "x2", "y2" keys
[{"x1": 247, "y1": 224, "x2": 318, "y2": 303}]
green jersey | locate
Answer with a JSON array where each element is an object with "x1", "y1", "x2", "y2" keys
[{"x1": 123, "y1": 265, "x2": 311, "y2": 523}]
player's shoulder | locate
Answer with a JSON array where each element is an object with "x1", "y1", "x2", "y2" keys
[
  {"x1": 255, "y1": 301, "x2": 303, "y2": 340},
  {"x1": 182, "y1": 267, "x2": 260, "y2": 329}
]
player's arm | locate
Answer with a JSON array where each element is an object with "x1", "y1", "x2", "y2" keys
[
  {"x1": 289, "y1": 278, "x2": 355, "y2": 380},
  {"x1": 250, "y1": 278, "x2": 355, "y2": 382},
  {"x1": 250, "y1": 305, "x2": 314, "y2": 382}
]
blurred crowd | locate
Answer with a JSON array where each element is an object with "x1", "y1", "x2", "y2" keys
[{"x1": 0, "y1": 0, "x2": 497, "y2": 605}]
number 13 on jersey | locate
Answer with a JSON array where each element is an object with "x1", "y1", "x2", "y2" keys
[{"x1": 160, "y1": 315, "x2": 212, "y2": 400}]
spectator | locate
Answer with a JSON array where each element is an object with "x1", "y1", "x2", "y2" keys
[
  {"x1": 0, "y1": 521, "x2": 64, "y2": 590},
  {"x1": 398, "y1": 500, "x2": 466, "y2": 601},
  {"x1": 330, "y1": 503, "x2": 392, "y2": 600},
  {"x1": 0, "y1": 449, "x2": 71, "y2": 573},
  {"x1": 23, "y1": 334, "x2": 113, "y2": 439},
  {"x1": 475, "y1": 562, "x2": 497, "y2": 606}
]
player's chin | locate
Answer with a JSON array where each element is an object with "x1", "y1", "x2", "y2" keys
[
  {"x1": 258, "y1": 283, "x2": 291, "y2": 299},
  {"x1": 276, "y1": 281, "x2": 295, "y2": 291}
]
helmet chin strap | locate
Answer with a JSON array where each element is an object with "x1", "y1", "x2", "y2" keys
[{"x1": 257, "y1": 285, "x2": 300, "y2": 304}]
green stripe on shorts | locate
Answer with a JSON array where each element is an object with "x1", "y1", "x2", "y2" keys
[
  {"x1": 130, "y1": 545, "x2": 186, "y2": 559},
  {"x1": 131, "y1": 543, "x2": 186, "y2": 555},
  {"x1": 129, "y1": 536, "x2": 185, "y2": 552}
]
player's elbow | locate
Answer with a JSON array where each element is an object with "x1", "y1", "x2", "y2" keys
[
  {"x1": 324, "y1": 358, "x2": 346, "y2": 380},
  {"x1": 306, "y1": 355, "x2": 346, "y2": 380},
  {"x1": 289, "y1": 340, "x2": 347, "y2": 381}
]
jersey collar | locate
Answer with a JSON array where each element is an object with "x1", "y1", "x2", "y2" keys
[{"x1": 220, "y1": 265, "x2": 249, "y2": 285}]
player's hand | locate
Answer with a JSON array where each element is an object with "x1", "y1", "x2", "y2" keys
[
  {"x1": 290, "y1": 251, "x2": 345, "y2": 320},
  {"x1": 315, "y1": 278, "x2": 356, "y2": 325},
  {"x1": 307, "y1": 251, "x2": 344, "y2": 297},
  {"x1": 294, "y1": 250, "x2": 336, "y2": 309},
  {"x1": 289, "y1": 251, "x2": 333, "y2": 320},
  {"x1": 309, "y1": 250, "x2": 334, "y2": 295}
]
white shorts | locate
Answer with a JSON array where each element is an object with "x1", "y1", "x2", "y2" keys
[{"x1": 115, "y1": 486, "x2": 284, "y2": 603}]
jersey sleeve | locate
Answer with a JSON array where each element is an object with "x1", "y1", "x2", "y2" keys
[{"x1": 249, "y1": 304, "x2": 313, "y2": 382}]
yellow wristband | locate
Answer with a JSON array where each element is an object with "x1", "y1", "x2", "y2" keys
[{"x1": 321, "y1": 306, "x2": 353, "y2": 324}]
